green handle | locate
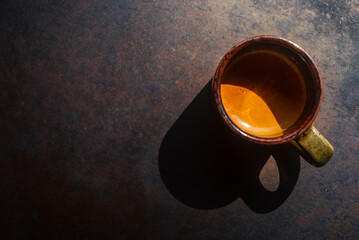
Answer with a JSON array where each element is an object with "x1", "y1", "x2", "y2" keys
[{"x1": 290, "y1": 126, "x2": 334, "y2": 167}]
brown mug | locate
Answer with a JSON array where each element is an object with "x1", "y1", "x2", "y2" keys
[{"x1": 212, "y1": 36, "x2": 333, "y2": 167}]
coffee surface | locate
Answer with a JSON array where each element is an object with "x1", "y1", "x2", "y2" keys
[{"x1": 220, "y1": 49, "x2": 307, "y2": 137}]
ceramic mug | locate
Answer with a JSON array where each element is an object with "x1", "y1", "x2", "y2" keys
[{"x1": 212, "y1": 36, "x2": 333, "y2": 167}]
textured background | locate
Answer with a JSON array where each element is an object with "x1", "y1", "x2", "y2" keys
[{"x1": 1, "y1": 0, "x2": 358, "y2": 239}]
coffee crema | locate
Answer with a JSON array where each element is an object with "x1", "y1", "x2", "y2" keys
[{"x1": 220, "y1": 49, "x2": 307, "y2": 138}]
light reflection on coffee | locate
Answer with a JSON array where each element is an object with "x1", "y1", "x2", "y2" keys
[{"x1": 220, "y1": 49, "x2": 307, "y2": 138}]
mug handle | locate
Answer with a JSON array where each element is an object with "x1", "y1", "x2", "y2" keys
[{"x1": 290, "y1": 126, "x2": 334, "y2": 167}]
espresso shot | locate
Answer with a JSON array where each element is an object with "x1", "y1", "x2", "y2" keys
[{"x1": 220, "y1": 43, "x2": 314, "y2": 138}]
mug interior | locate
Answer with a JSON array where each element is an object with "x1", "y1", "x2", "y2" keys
[{"x1": 214, "y1": 36, "x2": 322, "y2": 144}]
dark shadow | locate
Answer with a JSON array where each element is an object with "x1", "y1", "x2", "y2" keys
[{"x1": 158, "y1": 80, "x2": 300, "y2": 213}]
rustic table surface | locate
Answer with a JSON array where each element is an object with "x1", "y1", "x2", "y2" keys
[{"x1": 1, "y1": 0, "x2": 358, "y2": 239}]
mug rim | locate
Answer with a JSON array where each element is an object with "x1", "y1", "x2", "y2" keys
[{"x1": 212, "y1": 35, "x2": 322, "y2": 145}]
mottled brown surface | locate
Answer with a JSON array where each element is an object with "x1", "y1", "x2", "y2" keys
[{"x1": 1, "y1": 0, "x2": 358, "y2": 239}]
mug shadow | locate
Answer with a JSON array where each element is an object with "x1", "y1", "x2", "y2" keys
[{"x1": 158, "y1": 80, "x2": 300, "y2": 213}]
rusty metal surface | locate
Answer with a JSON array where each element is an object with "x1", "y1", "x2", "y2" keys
[{"x1": 1, "y1": 0, "x2": 358, "y2": 239}]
